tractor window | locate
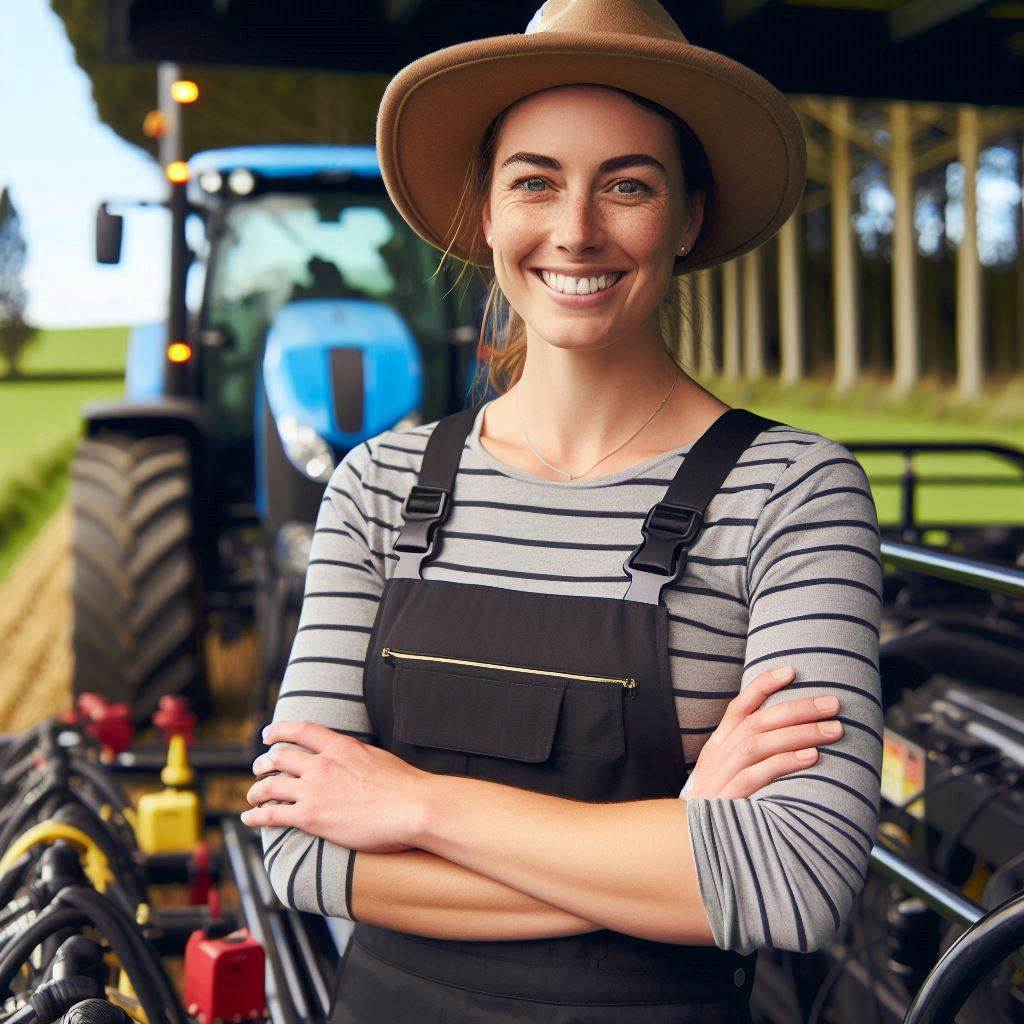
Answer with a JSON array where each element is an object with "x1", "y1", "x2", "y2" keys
[
  {"x1": 200, "y1": 188, "x2": 449, "y2": 504},
  {"x1": 205, "y1": 191, "x2": 446, "y2": 347}
]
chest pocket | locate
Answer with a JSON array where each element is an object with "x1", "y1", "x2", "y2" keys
[{"x1": 390, "y1": 662, "x2": 629, "y2": 799}]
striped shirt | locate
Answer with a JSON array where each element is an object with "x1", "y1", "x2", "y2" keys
[{"x1": 261, "y1": 400, "x2": 884, "y2": 955}]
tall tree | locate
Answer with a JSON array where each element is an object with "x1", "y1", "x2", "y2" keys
[
  {"x1": 50, "y1": 0, "x2": 388, "y2": 156},
  {"x1": 0, "y1": 188, "x2": 36, "y2": 379}
]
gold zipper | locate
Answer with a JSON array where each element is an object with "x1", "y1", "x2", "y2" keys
[{"x1": 381, "y1": 647, "x2": 637, "y2": 695}]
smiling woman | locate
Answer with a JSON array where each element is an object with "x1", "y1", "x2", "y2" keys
[
  {"x1": 470, "y1": 85, "x2": 714, "y2": 390},
  {"x1": 247, "y1": 2, "x2": 883, "y2": 1023}
]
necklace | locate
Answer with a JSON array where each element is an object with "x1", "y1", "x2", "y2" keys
[{"x1": 512, "y1": 371, "x2": 681, "y2": 482}]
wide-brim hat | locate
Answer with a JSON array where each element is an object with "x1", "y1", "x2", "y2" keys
[{"x1": 376, "y1": 0, "x2": 807, "y2": 276}]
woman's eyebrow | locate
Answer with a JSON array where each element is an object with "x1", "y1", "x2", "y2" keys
[{"x1": 498, "y1": 152, "x2": 668, "y2": 176}]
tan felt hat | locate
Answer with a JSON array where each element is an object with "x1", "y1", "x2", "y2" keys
[{"x1": 375, "y1": 0, "x2": 808, "y2": 275}]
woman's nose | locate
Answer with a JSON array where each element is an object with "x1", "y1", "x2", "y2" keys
[{"x1": 549, "y1": 195, "x2": 607, "y2": 254}]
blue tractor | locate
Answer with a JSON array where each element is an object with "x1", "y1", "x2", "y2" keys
[{"x1": 72, "y1": 145, "x2": 486, "y2": 724}]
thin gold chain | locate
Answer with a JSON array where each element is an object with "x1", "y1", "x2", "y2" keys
[{"x1": 513, "y1": 371, "x2": 681, "y2": 481}]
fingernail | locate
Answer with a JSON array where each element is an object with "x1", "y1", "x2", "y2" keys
[
  {"x1": 796, "y1": 748, "x2": 818, "y2": 761},
  {"x1": 261, "y1": 725, "x2": 271, "y2": 741},
  {"x1": 771, "y1": 666, "x2": 793, "y2": 679},
  {"x1": 239, "y1": 810, "x2": 251, "y2": 822},
  {"x1": 815, "y1": 696, "x2": 840, "y2": 711}
]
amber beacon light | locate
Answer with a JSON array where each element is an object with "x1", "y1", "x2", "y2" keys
[
  {"x1": 170, "y1": 80, "x2": 199, "y2": 104},
  {"x1": 167, "y1": 342, "x2": 192, "y2": 364},
  {"x1": 166, "y1": 161, "x2": 190, "y2": 185}
]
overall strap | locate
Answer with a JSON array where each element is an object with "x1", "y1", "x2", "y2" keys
[
  {"x1": 392, "y1": 403, "x2": 481, "y2": 579},
  {"x1": 622, "y1": 408, "x2": 779, "y2": 604}
]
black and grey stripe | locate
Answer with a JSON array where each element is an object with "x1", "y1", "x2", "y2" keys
[{"x1": 261, "y1": 401, "x2": 883, "y2": 955}]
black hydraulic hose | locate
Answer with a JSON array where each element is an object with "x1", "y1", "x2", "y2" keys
[
  {"x1": 0, "y1": 723, "x2": 43, "y2": 774},
  {"x1": 4, "y1": 1004, "x2": 36, "y2": 1024},
  {"x1": 29, "y1": 977, "x2": 100, "y2": 1024},
  {"x1": 1, "y1": 752, "x2": 40, "y2": 795},
  {"x1": 66, "y1": 760, "x2": 132, "y2": 818},
  {"x1": 0, "y1": 896, "x2": 33, "y2": 935},
  {"x1": 0, "y1": 777, "x2": 61, "y2": 854},
  {"x1": 50, "y1": 805, "x2": 147, "y2": 912},
  {"x1": 46, "y1": 896, "x2": 167, "y2": 1022},
  {"x1": 0, "y1": 855, "x2": 32, "y2": 910},
  {"x1": 61, "y1": 1000, "x2": 134, "y2": 1024},
  {"x1": 50, "y1": 888, "x2": 188, "y2": 1024},
  {"x1": 51, "y1": 936, "x2": 104, "y2": 987},
  {"x1": 5, "y1": 1002, "x2": 37, "y2": 1024},
  {"x1": 902, "y1": 889, "x2": 1024, "y2": 1024},
  {"x1": 0, "y1": 909, "x2": 88, "y2": 996},
  {"x1": 0, "y1": 891, "x2": 178, "y2": 1024}
]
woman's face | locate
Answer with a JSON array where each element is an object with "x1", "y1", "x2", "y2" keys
[{"x1": 482, "y1": 84, "x2": 703, "y2": 354}]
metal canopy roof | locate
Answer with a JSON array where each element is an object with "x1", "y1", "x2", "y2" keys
[{"x1": 106, "y1": 1, "x2": 1023, "y2": 105}]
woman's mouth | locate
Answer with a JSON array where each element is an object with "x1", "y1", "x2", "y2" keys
[{"x1": 531, "y1": 269, "x2": 626, "y2": 306}]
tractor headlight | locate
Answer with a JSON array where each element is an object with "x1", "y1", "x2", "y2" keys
[{"x1": 276, "y1": 414, "x2": 335, "y2": 482}]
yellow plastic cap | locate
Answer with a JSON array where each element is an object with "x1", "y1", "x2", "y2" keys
[{"x1": 161, "y1": 733, "x2": 195, "y2": 788}]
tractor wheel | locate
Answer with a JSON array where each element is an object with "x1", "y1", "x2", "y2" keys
[{"x1": 69, "y1": 432, "x2": 208, "y2": 725}]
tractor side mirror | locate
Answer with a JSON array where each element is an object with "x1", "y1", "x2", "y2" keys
[{"x1": 96, "y1": 202, "x2": 123, "y2": 265}]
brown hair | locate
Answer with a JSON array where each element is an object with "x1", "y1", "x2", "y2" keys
[{"x1": 433, "y1": 87, "x2": 715, "y2": 400}]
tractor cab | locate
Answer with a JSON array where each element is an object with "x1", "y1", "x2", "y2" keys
[{"x1": 78, "y1": 145, "x2": 487, "y2": 722}]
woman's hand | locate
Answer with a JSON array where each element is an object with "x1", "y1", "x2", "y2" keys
[
  {"x1": 682, "y1": 666, "x2": 843, "y2": 800},
  {"x1": 239, "y1": 722, "x2": 431, "y2": 853}
]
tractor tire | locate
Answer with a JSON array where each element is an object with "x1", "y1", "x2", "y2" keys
[{"x1": 69, "y1": 432, "x2": 208, "y2": 725}]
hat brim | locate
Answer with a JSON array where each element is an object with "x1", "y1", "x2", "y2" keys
[{"x1": 376, "y1": 31, "x2": 807, "y2": 276}]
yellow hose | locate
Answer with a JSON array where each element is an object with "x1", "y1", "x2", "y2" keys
[{"x1": 0, "y1": 822, "x2": 114, "y2": 893}]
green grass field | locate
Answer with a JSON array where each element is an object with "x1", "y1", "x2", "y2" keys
[
  {"x1": 0, "y1": 326, "x2": 128, "y2": 578},
  {"x1": 0, "y1": 326, "x2": 128, "y2": 487},
  {"x1": 17, "y1": 325, "x2": 129, "y2": 377}
]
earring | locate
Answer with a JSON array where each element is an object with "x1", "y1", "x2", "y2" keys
[
  {"x1": 486, "y1": 235, "x2": 493, "y2": 245},
  {"x1": 678, "y1": 243, "x2": 687, "y2": 254}
]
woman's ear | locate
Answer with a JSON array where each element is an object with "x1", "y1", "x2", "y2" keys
[
  {"x1": 682, "y1": 189, "x2": 706, "y2": 251},
  {"x1": 482, "y1": 196, "x2": 492, "y2": 247}
]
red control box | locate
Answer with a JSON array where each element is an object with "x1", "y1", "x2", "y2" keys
[{"x1": 184, "y1": 927, "x2": 266, "y2": 1024}]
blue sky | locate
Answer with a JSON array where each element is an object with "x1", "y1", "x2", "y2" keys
[{"x1": 0, "y1": 0, "x2": 167, "y2": 328}]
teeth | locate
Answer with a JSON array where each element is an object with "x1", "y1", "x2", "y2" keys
[{"x1": 539, "y1": 271, "x2": 621, "y2": 295}]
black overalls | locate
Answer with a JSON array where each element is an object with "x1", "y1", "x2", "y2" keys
[{"x1": 328, "y1": 404, "x2": 776, "y2": 1023}]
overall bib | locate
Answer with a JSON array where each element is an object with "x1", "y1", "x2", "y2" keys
[{"x1": 328, "y1": 404, "x2": 776, "y2": 1023}]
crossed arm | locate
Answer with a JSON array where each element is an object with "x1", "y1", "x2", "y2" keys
[
  {"x1": 245, "y1": 724, "x2": 716, "y2": 944},
  {"x1": 244, "y1": 656, "x2": 845, "y2": 945}
]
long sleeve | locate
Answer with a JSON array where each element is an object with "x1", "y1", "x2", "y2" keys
[
  {"x1": 683, "y1": 439, "x2": 884, "y2": 954},
  {"x1": 259, "y1": 441, "x2": 383, "y2": 920}
]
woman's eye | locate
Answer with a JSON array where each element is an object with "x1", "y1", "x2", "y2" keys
[
  {"x1": 513, "y1": 177, "x2": 547, "y2": 193},
  {"x1": 615, "y1": 179, "x2": 652, "y2": 197}
]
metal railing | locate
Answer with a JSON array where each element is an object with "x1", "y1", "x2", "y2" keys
[{"x1": 846, "y1": 441, "x2": 1024, "y2": 540}]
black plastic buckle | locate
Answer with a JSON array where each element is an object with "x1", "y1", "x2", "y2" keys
[
  {"x1": 642, "y1": 501, "x2": 702, "y2": 550},
  {"x1": 394, "y1": 485, "x2": 450, "y2": 553},
  {"x1": 622, "y1": 501, "x2": 703, "y2": 603}
]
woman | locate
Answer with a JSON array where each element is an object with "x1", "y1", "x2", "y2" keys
[{"x1": 241, "y1": 1, "x2": 884, "y2": 1021}]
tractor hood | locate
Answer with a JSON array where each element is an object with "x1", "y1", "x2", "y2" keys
[{"x1": 262, "y1": 297, "x2": 423, "y2": 460}]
